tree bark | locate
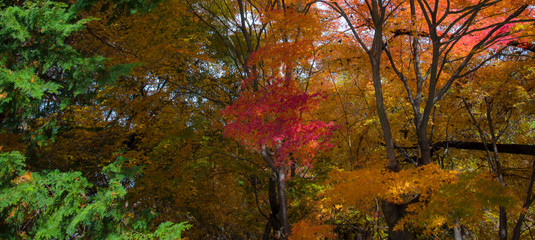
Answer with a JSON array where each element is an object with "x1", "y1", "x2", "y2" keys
[
  {"x1": 511, "y1": 213, "x2": 526, "y2": 240},
  {"x1": 381, "y1": 201, "x2": 412, "y2": 240},
  {"x1": 416, "y1": 122, "x2": 432, "y2": 165},
  {"x1": 369, "y1": 2, "x2": 405, "y2": 236},
  {"x1": 261, "y1": 146, "x2": 290, "y2": 239},
  {"x1": 277, "y1": 167, "x2": 290, "y2": 238},
  {"x1": 368, "y1": 0, "x2": 398, "y2": 172},
  {"x1": 453, "y1": 219, "x2": 463, "y2": 240},
  {"x1": 499, "y1": 206, "x2": 507, "y2": 240},
  {"x1": 263, "y1": 173, "x2": 281, "y2": 240}
]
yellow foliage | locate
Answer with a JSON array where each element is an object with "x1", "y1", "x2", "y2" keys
[
  {"x1": 326, "y1": 163, "x2": 457, "y2": 209},
  {"x1": 400, "y1": 171, "x2": 517, "y2": 235},
  {"x1": 13, "y1": 171, "x2": 33, "y2": 185},
  {"x1": 325, "y1": 162, "x2": 466, "y2": 236},
  {"x1": 325, "y1": 160, "x2": 522, "y2": 236}
]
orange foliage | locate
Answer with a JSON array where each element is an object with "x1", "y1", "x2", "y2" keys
[{"x1": 290, "y1": 218, "x2": 336, "y2": 240}]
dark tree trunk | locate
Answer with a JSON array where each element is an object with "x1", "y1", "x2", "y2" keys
[
  {"x1": 370, "y1": 26, "x2": 398, "y2": 172},
  {"x1": 381, "y1": 201, "x2": 412, "y2": 240},
  {"x1": 415, "y1": 117, "x2": 432, "y2": 165},
  {"x1": 263, "y1": 173, "x2": 281, "y2": 240},
  {"x1": 499, "y1": 206, "x2": 507, "y2": 240},
  {"x1": 263, "y1": 217, "x2": 272, "y2": 240},
  {"x1": 511, "y1": 213, "x2": 525, "y2": 240},
  {"x1": 261, "y1": 147, "x2": 289, "y2": 239}
]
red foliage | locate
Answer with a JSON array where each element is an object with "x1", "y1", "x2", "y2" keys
[{"x1": 222, "y1": 78, "x2": 335, "y2": 166}]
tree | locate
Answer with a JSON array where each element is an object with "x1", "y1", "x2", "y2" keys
[
  {"x1": 303, "y1": 0, "x2": 534, "y2": 238},
  {"x1": 0, "y1": 0, "x2": 105, "y2": 141},
  {"x1": 0, "y1": 0, "x2": 190, "y2": 238},
  {"x1": 0, "y1": 152, "x2": 189, "y2": 239},
  {"x1": 191, "y1": 1, "x2": 335, "y2": 238},
  {"x1": 66, "y1": 0, "x2": 269, "y2": 237},
  {"x1": 223, "y1": 77, "x2": 335, "y2": 238},
  {"x1": 2, "y1": 0, "x2": 534, "y2": 239}
]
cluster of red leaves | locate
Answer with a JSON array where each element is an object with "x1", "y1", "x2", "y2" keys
[
  {"x1": 456, "y1": 20, "x2": 524, "y2": 52},
  {"x1": 222, "y1": 78, "x2": 335, "y2": 166}
]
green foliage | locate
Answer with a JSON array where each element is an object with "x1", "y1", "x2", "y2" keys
[
  {"x1": 0, "y1": 0, "x2": 101, "y2": 118},
  {"x1": 0, "y1": 0, "x2": 138, "y2": 142},
  {"x1": 0, "y1": 151, "x2": 26, "y2": 188},
  {"x1": 72, "y1": 0, "x2": 162, "y2": 14},
  {"x1": 0, "y1": 151, "x2": 189, "y2": 239},
  {"x1": 153, "y1": 221, "x2": 190, "y2": 240}
]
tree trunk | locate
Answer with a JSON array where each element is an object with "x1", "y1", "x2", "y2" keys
[
  {"x1": 499, "y1": 206, "x2": 507, "y2": 240},
  {"x1": 381, "y1": 201, "x2": 412, "y2": 240},
  {"x1": 263, "y1": 173, "x2": 281, "y2": 239},
  {"x1": 263, "y1": 217, "x2": 273, "y2": 240},
  {"x1": 277, "y1": 167, "x2": 290, "y2": 238},
  {"x1": 511, "y1": 213, "x2": 525, "y2": 240},
  {"x1": 415, "y1": 117, "x2": 432, "y2": 165},
  {"x1": 369, "y1": 22, "x2": 398, "y2": 172},
  {"x1": 453, "y1": 219, "x2": 463, "y2": 240},
  {"x1": 261, "y1": 147, "x2": 290, "y2": 239}
]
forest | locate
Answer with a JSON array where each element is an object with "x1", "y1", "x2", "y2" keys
[{"x1": 0, "y1": 0, "x2": 534, "y2": 239}]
